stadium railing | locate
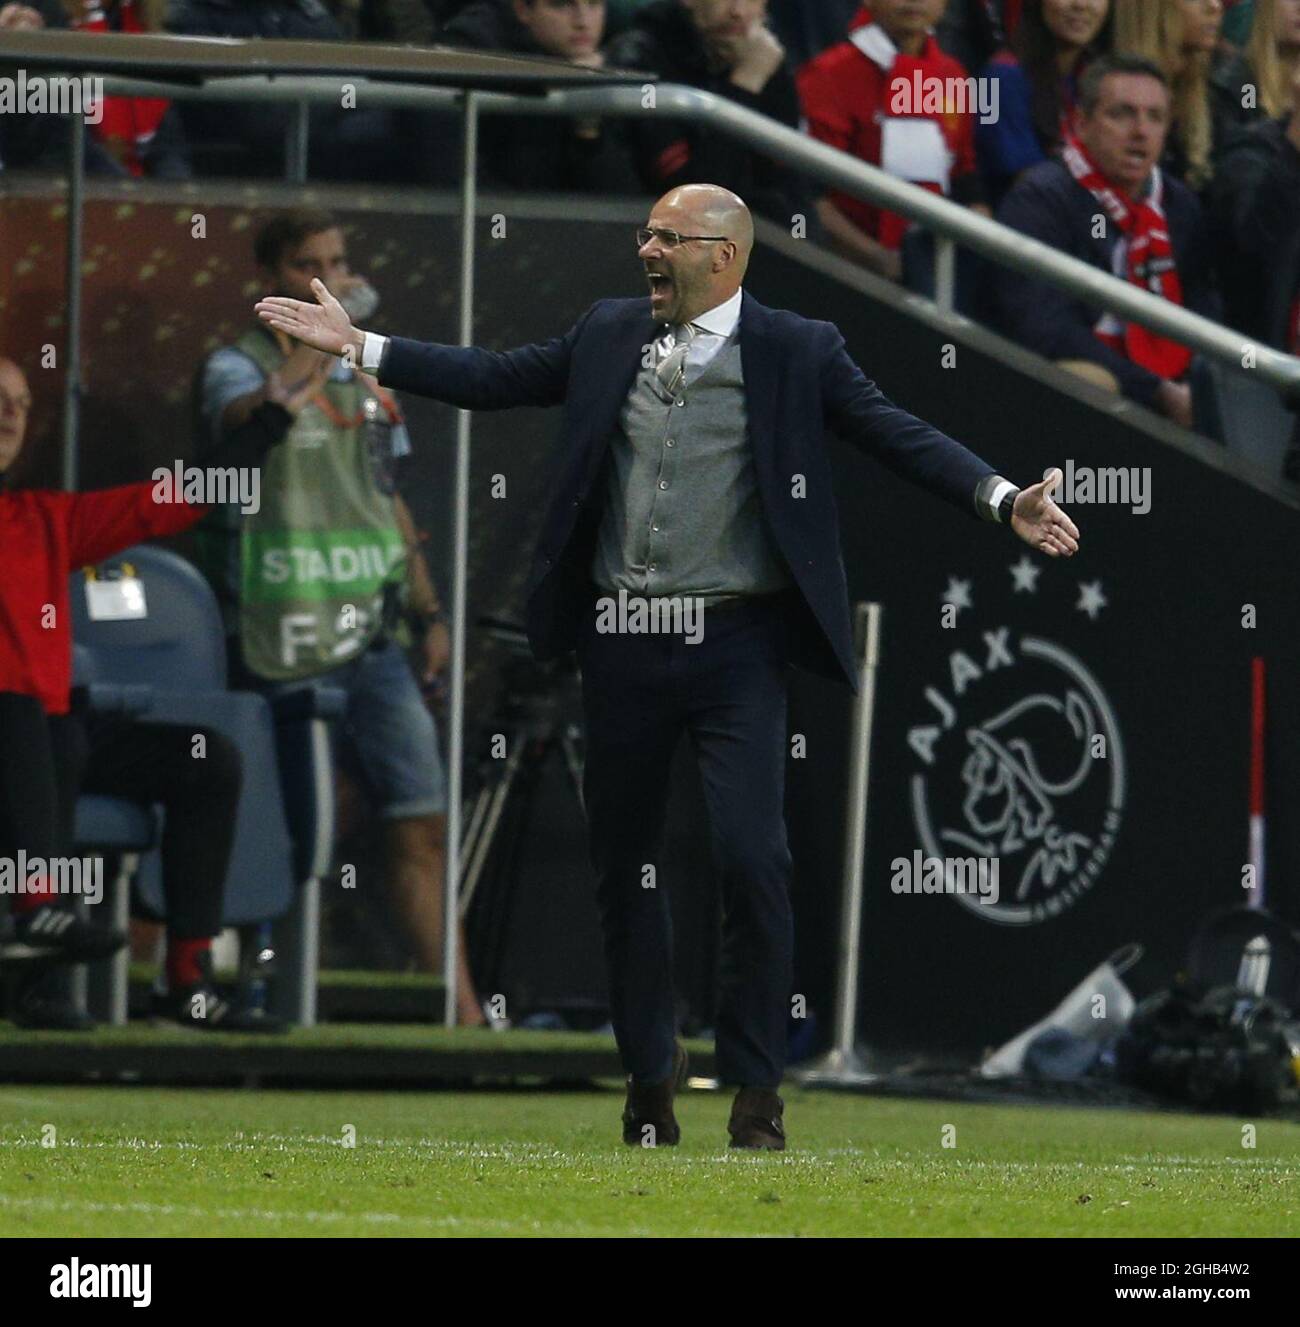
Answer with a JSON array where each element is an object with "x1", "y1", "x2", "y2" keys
[
  {"x1": 4, "y1": 31, "x2": 1297, "y2": 412},
  {"x1": 8, "y1": 30, "x2": 1299, "y2": 1028}
]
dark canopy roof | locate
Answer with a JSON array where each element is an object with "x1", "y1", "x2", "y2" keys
[{"x1": 0, "y1": 29, "x2": 648, "y2": 93}]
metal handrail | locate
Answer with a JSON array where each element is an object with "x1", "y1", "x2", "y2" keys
[
  {"x1": 13, "y1": 41, "x2": 1297, "y2": 1034},
  {"x1": 74, "y1": 72, "x2": 1300, "y2": 400}
]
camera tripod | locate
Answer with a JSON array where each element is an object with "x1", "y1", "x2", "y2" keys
[{"x1": 459, "y1": 618, "x2": 586, "y2": 993}]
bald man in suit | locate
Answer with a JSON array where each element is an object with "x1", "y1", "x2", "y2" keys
[{"x1": 257, "y1": 183, "x2": 1079, "y2": 1149}]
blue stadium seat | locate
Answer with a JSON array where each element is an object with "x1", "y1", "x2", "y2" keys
[
  {"x1": 70, "y1": 643, "x2": 162, "y2": 1023},
  {"x1": 68, "y1": 545, "x2": 331, "y2": 1024}
]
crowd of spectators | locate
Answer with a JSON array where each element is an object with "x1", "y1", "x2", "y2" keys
[
  {"x1": 2, "y1": 1, "x2": 1298, "y2": 1027},
  {"x1": 1, "y1": 0, "x2": 1298, "y2": 433}
]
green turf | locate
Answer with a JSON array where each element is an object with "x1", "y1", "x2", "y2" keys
[
  {"x1": 1, "y1": 1085, "x2": 1296, "y2": 1237},
  {"x1": 0, "y1": 1023, "x2": 628, "y2": 1054}
]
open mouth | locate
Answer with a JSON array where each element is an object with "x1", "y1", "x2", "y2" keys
[{"x1": 647, "y1": 272, "x2": 674, "y2": 299}]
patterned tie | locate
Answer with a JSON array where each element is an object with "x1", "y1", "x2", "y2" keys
[{"x1": 654, "y1": 322, "x2": 698, "y2": 398}]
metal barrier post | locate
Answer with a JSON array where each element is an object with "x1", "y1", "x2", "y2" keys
[
  {"x1": 61, "y1": 112, "x2": 85, "y2": 490},
  {"x1": 934, "y1": 236, "x2": 956, "y2": 315},
  {"x1": 285, "y1": 99, "x2": 309, "y2": 183},
  {"x1": 798, "y1": 601, "x2": 883, "y2": 1087},
  {"x1": 443, "y1": 90, "x2": 478, "y2": 1029}
]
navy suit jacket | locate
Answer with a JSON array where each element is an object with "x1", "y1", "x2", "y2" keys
[{"x1": 378, "y1": 293, "x2": 997, "y2": 690}]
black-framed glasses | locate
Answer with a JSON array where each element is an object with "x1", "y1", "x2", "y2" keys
[{"x1": 636, "y1": 227, "x2": 728, "y2": 249}]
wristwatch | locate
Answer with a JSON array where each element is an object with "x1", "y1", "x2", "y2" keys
[{"x1": 998, "y1": 489, "x2": 1019, "y2": 524}]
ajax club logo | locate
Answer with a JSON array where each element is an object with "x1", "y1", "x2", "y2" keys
[{"x1": 907, "y1": 558, "x2": 1124, "y2": 926}]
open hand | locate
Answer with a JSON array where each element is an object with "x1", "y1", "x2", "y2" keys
[
  {"x1": 1011, "y1": 468, "x2": 1080, "y2": 558},
  {"x1": 256, "y1": 278, "x2": 363, "y2": 361},
  {"x1": 726, "y1": 21, "x2": 785, "y2": 92},
  {"x1": 265, "y1": 350, "x2": 334, "y2": 415}
]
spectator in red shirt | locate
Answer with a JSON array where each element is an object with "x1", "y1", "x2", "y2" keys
[
  {"x1": 71, "y1": 0, "x2": 192, "y2": 179},
  {"x1": 0, "y1": 0, "x2": 190, "y2": 177},
  {"x1": 0, "y1": 355, "x2": 320, "y2": 1028},
  {"x1": 798, "y1": 0, "x2": 991, "y2": 281}
]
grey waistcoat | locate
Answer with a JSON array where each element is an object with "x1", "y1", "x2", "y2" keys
[{"x1": 591, "y1": 335, "x2": 792, "y2": 603}]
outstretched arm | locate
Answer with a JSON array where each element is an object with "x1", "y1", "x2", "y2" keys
[
  {"x1": 821, "y1": 327, "x2": 1079, "y2": 557},
  {"x1": 1008, "y1": 469, "x2": 1079, "y2": 559},
  {"x1": 64, "y1": 372, "x2": 327, "y2": 569},
  {"x1": 256, "y1": 278, "x2": 585, "y2": 411},
  {"x1": 821, "y1": 327, "x2": 997, "y2": 509}
]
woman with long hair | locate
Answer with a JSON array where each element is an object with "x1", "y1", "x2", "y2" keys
[
  {"x1": 1112, "y1": 0, "x2": 1225, "y2": 190},
  {"x1": 1213, "y1": 0, "x2": 1300, "y2": 125},
  {"x1": 978, "y1": 0, "x2": 1113, "y2": 203}
]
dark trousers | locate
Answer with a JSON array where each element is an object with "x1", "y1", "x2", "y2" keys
[
  {"x1": 81, "y1": 718, "x2": 241, "y2": 939},
  {"x1": 0, "y1": 694, "x2": 84, "y2": 868},
  {"x1": 0, "y1": 693, "x2": 239, "y2": 939},
  {"x1": 574, "y1": 590, "x2": 797, "y2": 1088}
]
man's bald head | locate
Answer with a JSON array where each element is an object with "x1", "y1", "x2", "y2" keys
[
  {"x1": 0, "y1": 357, "x2": 32, "y2": 474},
  {"x1": 639, "y1": 184, "x2": 754, "y2": 325},
  {"x1": 662, "y1": 184, "x2": 754, "y2": 268}
]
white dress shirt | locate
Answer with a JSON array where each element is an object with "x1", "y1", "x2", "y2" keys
[
  {"x1": 361, "y1": 285, "x2": 1017, "y2": 521},
  {"x1": 656, "y1": 286, "x2": 744, "y2": 387}
]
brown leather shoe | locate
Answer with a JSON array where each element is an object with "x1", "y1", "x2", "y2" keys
[
  {"x1": 728, "y1": 1087, "x2": 786, "y2": 1150},
  {"x1": 622, "y1": 1042, "x2": 688, "y2": 1147}
]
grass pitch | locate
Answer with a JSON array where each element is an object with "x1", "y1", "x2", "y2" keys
[{"x1": 1, "y1": 1084, "x2": 1296, "y2": 1237}]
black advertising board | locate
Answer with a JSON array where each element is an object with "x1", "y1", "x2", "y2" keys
[{"x1": 760, "y1": 241, "x2": 1300, "y2": 1057}]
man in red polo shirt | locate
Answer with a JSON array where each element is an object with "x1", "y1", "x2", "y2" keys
[
  {"x1": 0, "y1": 353, "x2": 320, "y2": 1026},
  {"x1": 798, "y1": 0, "x2": 990, "y2": 280}
]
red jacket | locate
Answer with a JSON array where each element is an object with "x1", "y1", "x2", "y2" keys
[
  {"x1": 0, "y1": 484, "x2": 203, "y2": 715},
  {"x1": 798, "y1": 13, "x2": 982, "y2": 248},
  {"x1": 76, "y1": 1, "x2": 172, "y2": 177}
]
